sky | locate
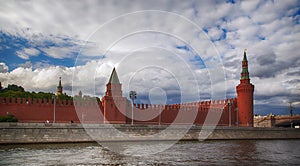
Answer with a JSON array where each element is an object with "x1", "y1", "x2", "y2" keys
[{"x1": 0, "y1": 0, "x2": 299, "y2": 115}]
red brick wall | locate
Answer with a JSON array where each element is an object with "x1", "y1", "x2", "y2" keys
[
  {"x1": 0, "y1": 97, "x2": 238, "y2": 126},
  {"x1": 125, "y1": 99, "x2": 238, "y2": 126},
  {"x1": 101, "y1": 96, "x2": 127, "y2": 124},
  {"x1": 0, "y1": 97, "x2": 103, "y2": 123}
]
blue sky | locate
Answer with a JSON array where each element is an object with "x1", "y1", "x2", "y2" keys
[
  {"x1": 0, "y1": 0, "x2": 299, "y2": 115},
  {"x1": 0, "y1": 31, "x2": 77, "y2": 70}
]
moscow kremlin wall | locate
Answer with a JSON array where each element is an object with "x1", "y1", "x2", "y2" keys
[{"x1": 0, "y1": 51, "x2": 254, "y2": 127}]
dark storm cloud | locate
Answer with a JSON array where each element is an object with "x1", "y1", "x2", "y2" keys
[
  {"x1": 256, "y1": 52, "x2": 276, "y2": 65},
  {"x1": 285, "y1": 79, "x2": 300, "y2": 84},
  {"x1": 251, "y1": 59, "x2": 300, "y2": 79},
  {"x1": 287, "y1": 71, "x2": 300, "y2": 76}
]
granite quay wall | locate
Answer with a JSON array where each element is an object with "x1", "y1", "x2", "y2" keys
[{"x1": 0, "y1": 123, "x2": 300, "y2": 144}]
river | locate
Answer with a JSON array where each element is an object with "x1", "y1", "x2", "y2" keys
[{"x1": 0, "y1": 140, "x2": 300, "y2": 165}]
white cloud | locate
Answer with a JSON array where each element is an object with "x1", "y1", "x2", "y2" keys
[
  {"x1": 24, "y1": 48, "x2": 39, "y2": 56},
  {"x1": 0, "y1": 62, "x2": 9, "y2": 73},
  {"x1": 0, "y1": 43, "x2": 222, "y2": 103},
  {"x1": 16, "y1": 48, "x2": 40, "y2": 60},
  {"x1": 240, "y1": 0, "x2": 260, "y2": 13},
  {"x1": 207, "y1": 27, "x2": 224, "y2": 41},
  {"x1": 41, "y1": 46, "x2": 77, "y2": 59},
  {"x1": 0, "y1": 65, "x2": 72, "y2": 94},
  {"x1": 16, "y1": 50, "x2": 29, "y2": 60},
  {"x1": 19, "y1": 61, "x2": 32, "y2": 68}
]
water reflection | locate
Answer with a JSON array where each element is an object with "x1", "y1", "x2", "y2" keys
[
  {"x1": 100, "y1": 141, "x2": 175, "y2": 156},
  {"x1": 228, "y1": 141, "x2": 258, "y2": 163},
  {"x1": 0, "y1": 140, "x2": 299, "y2": 165}
]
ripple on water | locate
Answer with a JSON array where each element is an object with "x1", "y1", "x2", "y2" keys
[{"x1": 0, "y1": 140, "x2": 300, "y2": 165}]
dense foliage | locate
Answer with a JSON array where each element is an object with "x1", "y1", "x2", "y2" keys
[
  {"x1": 4, "y1": 84, "x2": 25, "y2": 92},
  {"x1": 0, "y1": 114, "x2": 18, "y2": 122}
]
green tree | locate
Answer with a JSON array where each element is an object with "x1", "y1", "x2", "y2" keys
[
  {"x1": 0, "y1": 114, "x2": 18, "y2": 122},
  {"x1": 5, "y1": 84, "x2": 25, "y2": 92},
  {"x1": 0, "y1": 84, "x2": 72, "y2": 100}
]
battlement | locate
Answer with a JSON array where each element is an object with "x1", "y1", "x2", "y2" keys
[
  {"x1": 133, "y1": 98, "x2": 237, "y2": 111},
  {"x1": 0, "y1": 97, "x2": 102, "y2": 107}
]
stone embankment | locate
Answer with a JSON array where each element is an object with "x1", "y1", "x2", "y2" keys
[{"x1": 0, "y1": 123, "x2": 300, "y2": 144}]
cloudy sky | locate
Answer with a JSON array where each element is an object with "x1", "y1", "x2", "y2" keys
[{"x1": 0, "y1": 0, "x2": 299, "y2": 115}]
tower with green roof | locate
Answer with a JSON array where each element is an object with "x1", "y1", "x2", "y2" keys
[{"x1": 236, "y1": 49, "x2": 255, "y2": 127}]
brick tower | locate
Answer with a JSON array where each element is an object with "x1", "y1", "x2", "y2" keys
[
  {"x1": 101, "y1": 68, "x2": 127, "y2": 123},
  {"x1": 236, "y1": 49, "x2": 254, "y2": 127}
]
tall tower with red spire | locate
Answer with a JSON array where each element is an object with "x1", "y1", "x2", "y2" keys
[
  {"x1": 236, "y1": 49, "x2": 254, "y2": 127},
  {"x1": 101, "y1": 68, "x2": 127, "y2": 123}
]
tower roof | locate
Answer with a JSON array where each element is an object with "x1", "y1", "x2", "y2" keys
[
  {"x1": 108, "y1": 68, "x2": 120, "y2": 84},
  {"x1": 240, "y1": 49, "x2": 250, "y2": 82}
]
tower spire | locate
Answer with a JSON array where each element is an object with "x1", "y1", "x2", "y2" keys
[
  {"x1": 243, "y1": 49, "x2": 247, "y2": 60},
  {"x1": 108, "y1": 67, "x2": 120, "y2": 84},
  {"x1": 56, "y1": 77, "x2": 63, "y2": 95},
  {"x1": 240, "y1": 49, "x2": 250, "y2": 83},
  {"x1": 58, "y1": 77, "x2": 62, "y2": 87},
  {"x1": 105, "y1": 67, "x2": 122, "y2": 97}
]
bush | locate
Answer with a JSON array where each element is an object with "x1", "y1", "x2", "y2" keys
[{"x1": 0, "y1": 114, "x2": 18, "y2": 122}]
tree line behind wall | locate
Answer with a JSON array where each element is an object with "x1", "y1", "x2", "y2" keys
[{"x1": 0, "y1": 84, "x2": 72, "y2": 100}]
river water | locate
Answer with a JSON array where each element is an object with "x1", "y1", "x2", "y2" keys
[{"x1": 0, "y1": 140, "x2": 300, "y2": 165}]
